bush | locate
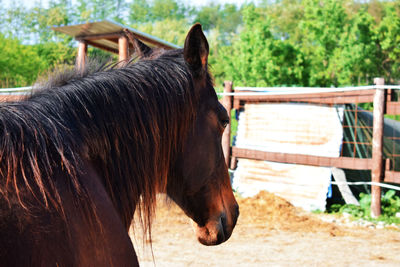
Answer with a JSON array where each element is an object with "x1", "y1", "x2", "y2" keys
[{"x1": 328, "y1": 190, "x2": 400, "y2": 224}]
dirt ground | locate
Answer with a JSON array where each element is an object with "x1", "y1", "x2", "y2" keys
[{"x1": 130, "y1": 192, "x2": 400, "y2": 266}]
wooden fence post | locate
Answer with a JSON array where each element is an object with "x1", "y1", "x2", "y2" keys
[
  {"x1": 118, "y1": 35, "x2": 129, "y2": 63},
  {"x1": 76, "y1": 40, "x2": 87, "y2": 71},
  {"x1": 222, "y1": 81, "x2": 233, "y2": 168},
  {"x1": 371, "y1": 77, "x2": 385, "y2": 218}
]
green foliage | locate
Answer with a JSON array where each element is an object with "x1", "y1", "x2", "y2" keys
[
  {"x1": 218, "y1": 0, "x2": 400, "y2": 87},
  {"x1": 129, "y1": 0, "x2": 191, "y2": 24},
  {"x1": 34, "y1": 42, "x2": 77, "y2": 68},
  {"x1": 0, "y1": 31, "x2": 76, "y2": 88},
  {"x1": 0, "y1": 34, "x2": 47, "y2": 87},
  {"x1": 221, "y1": 5, "x2": 308, "y2": 87},
  {"x1": 151, "y1": 0, "x2": 186, "y2": 21},
  {"x1": 132, "y1": 18, "x2": 190, "y2": 46},
  {"x1": 376, "y1": 5, "x2": 400, "y2": 82},
  {"x1": 329, "y1": 190, "x2": 400, "y2": 224},
  {"x1": 128, "y1": 0, "x2": 151, "y2": 23},
  {"x1": 2, "y1": 0, "x2": 400, "y2": 89},
  {"x1": 332, "y1": 10, "x2": 380, "y2": 85},
  {"x1": 298, "y1": 0, "x2": 348, "y2": 86},
  {"x1": 194, "y1": 3, "x2": 242, "y2": 38},
  {"x1": 73, "y1": 0, "x2": 127, "y2": 22}
]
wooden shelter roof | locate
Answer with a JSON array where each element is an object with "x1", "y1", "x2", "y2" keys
[{"x1": 52, "y1": 20, "x2": 181, "y2": 54}]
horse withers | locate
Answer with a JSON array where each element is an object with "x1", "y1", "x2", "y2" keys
[{"x1": 0, "y1": 24, "x2": 238, "y2": 266}]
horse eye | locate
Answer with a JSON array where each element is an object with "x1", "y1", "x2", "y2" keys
[{"x1": 221, "y1": 119, "x2": 229, "y2": 128}]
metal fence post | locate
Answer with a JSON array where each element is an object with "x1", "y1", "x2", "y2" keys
[
  {"x1": 222, "y1": 81, "x2": 233, "y2": 168},
  {"x1": 371, "y1": 77, "x2": 385, "y2": 218}
]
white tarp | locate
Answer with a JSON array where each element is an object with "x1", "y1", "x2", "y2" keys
[
  {"x1": 233, "y1": 103, "x2": 344, "y2": 211},
  {"x1": 235, "y1": 103, "x2": 344, "y2": 157},
  {"x1": 233, "y1": 159, "x2": 332, "y2": 211}
]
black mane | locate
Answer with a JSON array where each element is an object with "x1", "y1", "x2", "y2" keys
[{"x1": 0, "y1": 49, "x2": 197, "y2": 230}]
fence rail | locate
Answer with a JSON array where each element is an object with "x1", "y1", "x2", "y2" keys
[
  {"x1": 219, "y1": 78, "x2": 400, "y2": 217},
  {"x1": 2, "y1": 82, "x2": 399, "y2": 216},
  {"x1": 0, "y1": 86, "x2": 32, "y2": 92}
]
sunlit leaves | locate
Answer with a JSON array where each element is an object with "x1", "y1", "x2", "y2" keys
[{"x1": 221, "y1": 5, "x2": 308, "y2": 87}]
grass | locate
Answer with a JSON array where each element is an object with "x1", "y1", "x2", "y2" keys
[{"x1": 327, "y1": 190, "x2": 400, "y2": 225}]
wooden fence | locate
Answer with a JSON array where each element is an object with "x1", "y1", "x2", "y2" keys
[
  {"x1": 221, "y1": 78, "x2": 400, "y2": 217},
  {"x1": 2, "y1": 79, "x2": 399, "y2": 216}
]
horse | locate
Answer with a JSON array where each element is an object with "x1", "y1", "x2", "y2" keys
[{"x1": 0, "y1": 24, "x2": 239, "y2": 266}]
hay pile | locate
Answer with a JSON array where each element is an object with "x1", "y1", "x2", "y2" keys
[
  {"x1": 237, "y1": 191, "x2": 343, "y2": 235},
  {"x1": 149, "y1": 191, "x2": 343, "y2": 236}
]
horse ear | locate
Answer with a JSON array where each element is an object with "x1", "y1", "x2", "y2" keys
[
  {"x1": 184, "y1": 24, "x2": 209, "y2": 76},
  {"x1": 123, "y1": 29, "x2": 152, "y2": 58}
]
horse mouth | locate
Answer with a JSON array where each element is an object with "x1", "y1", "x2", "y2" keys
[{"x1": 192, "y1": 214, "x2": 232, "y2": 246}]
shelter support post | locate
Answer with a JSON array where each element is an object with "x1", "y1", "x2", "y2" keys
[
  {"x1": 332, "y1": 167, "x2": 359, "y2": 205},
  {"x1": 118, "y1": 35, "x2": 129, "y2": 63},
  {"x1": 371, "y1": 77, "x2": 385, "y2": 218},
  {"x1": 222, "y1": 81, "x2": 233, "y2": 169},
  {"x1": 76, "y1": 40, "x2": 87, "y2": 71}
]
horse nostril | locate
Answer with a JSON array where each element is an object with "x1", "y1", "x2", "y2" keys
[
  {"x1": 231, "y1": 204, "x2": 239, "y2": 227},
  {"x1": 220, "y1": 213, "x2": 227, "y2": 228},
  {"x1": 219, "y1": 213, "x2": 227, "y2": 243},
  {"x1": 234, "y1": 204, "x2": 239, "y2": 218}
]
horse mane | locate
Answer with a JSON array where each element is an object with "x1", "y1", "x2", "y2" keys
[{"x1": 0, "y1": 50, "x2": 198, "y2": 239}]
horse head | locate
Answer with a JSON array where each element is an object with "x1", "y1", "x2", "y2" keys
[{"x1": 130, "y1": 24, "x2": 239, "y2": 245}]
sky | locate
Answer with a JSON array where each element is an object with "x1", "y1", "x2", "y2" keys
[
  {"x1": 186, "y1": 0, "x2": 253, "y2": 6},
  {"x1": 4, "y1": 0, "x2": 252, "y2": 9}
]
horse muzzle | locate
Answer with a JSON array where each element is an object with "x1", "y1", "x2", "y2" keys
[{"x1": 192, "y1": 205, "x2": 239, "y2": 246}]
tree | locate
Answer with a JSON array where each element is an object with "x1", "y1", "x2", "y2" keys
[
  {"x1": 151, "y1": 0, "x2": 187, "y2": 21},
  {"x1": 262, "y1": 0, "x2": 305, "y2": 42},
  {"x1": 0, "y1": 34, "x2": 47, "y2": 87},
  {"x1": 2, "y1": 2, "x2": 29, "y2": 41},
  {"x1": 128, "y1": 0, "x2": 190, "y2": 24},
  {"x1": 26, "y1": 4, "x2": 70, "y2": 43},
  {"x1": 298, "y1": 0, "x2": 348, "y2": 86},
  {"x1": 3, "y1": 0, "x2": 400, "y2": 89},
  {"x1": 332, "y1": 9, "x2": 380, "y2": 85},
  {"x1": 376, "y1": 4, "x2": 400, "y2": 82},
  {"x1": 221, "y1": 5, "x2": 308, "y2": 87},
  {"x1": 129, "y1": 0, "x2": 151, "y2": 23},
  {"x1": 133, "y1": 18, "x2": 189, "y2": 46},
  {"x1": 194, "y1": 3, "x2": 242, "y2": 34}
]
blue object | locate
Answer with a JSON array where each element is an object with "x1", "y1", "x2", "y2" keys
[{"x1": 327, "y1": 177, "x2": 333, "y2": 198}]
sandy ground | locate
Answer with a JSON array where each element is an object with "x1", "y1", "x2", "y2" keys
[{"x1": 130, "y1": 192, "x2": 400, "y2": 267}]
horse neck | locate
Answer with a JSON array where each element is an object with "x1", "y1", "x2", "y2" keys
[{"x1": 67, "y1": 66, "x2": 196, "y2": 228}]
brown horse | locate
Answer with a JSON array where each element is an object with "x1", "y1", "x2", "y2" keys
[{"x1": 0, "y1": 24, "x2": 238, "y2": 266}]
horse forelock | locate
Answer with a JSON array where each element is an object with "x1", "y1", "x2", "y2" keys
[{"x1": 0, "y1": 52, "x2": 200, "y2": 240}]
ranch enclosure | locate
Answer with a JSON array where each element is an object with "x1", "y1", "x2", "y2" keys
[
  {"x1": 2, "y1": 15, "x2": 400, "y2": 266},
  {"x1": 220, "y1": 79, "x2": 400, "y2": 217},
  {"x1": 2, "y1": 19, "x2": 399, "y2": 217},
  {"x1": 143, "y1": 79, "x2": 400, "y2": 266},
  {"x1": 2, "y1": 63, "x2": 400, "y2": 266}
]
